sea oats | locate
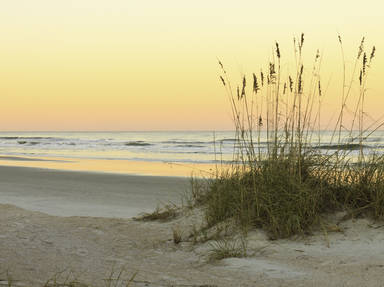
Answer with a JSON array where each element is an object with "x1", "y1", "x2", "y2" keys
[
  {"x1": 289, "y1": 76, "x2": 293, "y2": 93},
  {"x1": 370, "y1": 46, "x2": 376, "y2": 62},
  {"x1": 298, "y1": 65, "x2": 304, "y2": 94},
  {"x1": 207, "y1": 35, "x2": 383, "y2": 244},
  {"x1": 241, "y1": 76, "x2": 246, "y2": 98},
  {"x1": 357, "y1": 37, "x2": 365, "y2": 59},
  {"x1": 258, "y1": 116, "x2": 263, "y2": 127},
  {"x1": 359, "y1": 70, "x2": 363, "y2": 86},
  {"x1": 299, "y1": 33, "x2": 304, "y2": 53},
  {"x1": 275, "y1": 42, "x2": 281, "y2": 59},
  {"x1": 253, "y1": 73, "x2": 259, "y2": 94},
  {"x1": 338, "y1": 34, "x2": 342, "y2": 44},
  {"x1": 218, "y1": 60, "x2": 224, "y2": 70},
  {"x1": 260, "y1": 71, "x2": 264, "y2": 87},
  {"x1": 269, "y1": 63, "x2": 276, "y2": 84}
]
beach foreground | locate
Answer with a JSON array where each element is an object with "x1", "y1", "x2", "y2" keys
[{"x1": 1, "y1": 166, "x2": 384, "y2": 286}]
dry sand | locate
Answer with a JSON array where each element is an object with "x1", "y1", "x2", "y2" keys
[{"x1": 1, "y1": 166, "x2": 384, "y2": 286}]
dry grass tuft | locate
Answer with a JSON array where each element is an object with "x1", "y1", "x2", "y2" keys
[
  {"x1": 135, "y1": 204, "x2": 179, "y2": 222},
  {"x1": 172, "y1": 227, "x2": 183, "y2": 244}
]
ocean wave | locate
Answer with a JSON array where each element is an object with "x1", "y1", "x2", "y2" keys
[
  {"x1": 162, "y1": 139, "x2": 238, "y2": 145},
  {"x1": 124, "y1": 141, "x2": 152, "y2": 146},
  {"x1": 155, "y1": 150, "x2": 223, "y2": 155},
  {"x1": 175, "y1": 144, "x2": 205, "y2": 148},
  {"x1": 218, "y1": 138, "x2": 237, "y2": 142},
  {"x1": 17, "y1": 141, "x2": 45, "y2": 145},
  {"x1": 313, "y1": 143, "x2": 370, "y2": 150},
  {"x1": 0, "y1": 136, "x2": 62, "y2": 140},
  {"x1": 162, "y1": 140, "x2": 208, "y2": 144}
]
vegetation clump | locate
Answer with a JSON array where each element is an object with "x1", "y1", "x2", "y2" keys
[{"x1": 197, "y1": 34, "x2": 384, "y2": 240}]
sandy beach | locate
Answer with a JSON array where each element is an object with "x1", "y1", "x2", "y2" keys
[
  {"x1": 1, "y1": 0, "x2": 383, "y2": 285},
  {"x1": 1, "y1": 165, "x2": 384, "y2": 286},
  {"x1": 0, "y1": 165, "x2": 189, "y2": 218}
]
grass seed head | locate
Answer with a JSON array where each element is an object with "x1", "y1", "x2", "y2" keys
[
  {"x1": 358, "y1": 37, "x2": 365, "y2": 59},
  {"x1": 218, "y1": 59, "x2": 224, "y2": 70},
  {"x1": 370, "y1": 46, "x2": 376, "y2": 62},
  {"x1": 275, "y1": 42, "x2": 281, "y2": 59},
  {"x1": 359, "y1": 69, "x2": 363, "y2": 85},
  {"x1": 253, "y1": 73, "x2": 259, "y2": 94},
  {"x1": 298, "y1": 65, "x2": 304, "y2": 94},
  {"x1": 269, "y1": 63, "x2": 276, "y2": 84},
  {"x1": 289, "y1": 76, "x2": 293, "y2": 92},
  {"x1": 260, "y1": 71, "x2": 264, "y2": 86},
  {"x1": 241, "y1": 76, "x2": 246, "y2": 98},
  {"x1": 299, "y1": 33, "x2": 305, "y2": 52}
]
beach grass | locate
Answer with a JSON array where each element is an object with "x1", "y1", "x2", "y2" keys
[
  {"x1": 134, "y1": 203, "x2": 180, "y2": 222},
  {"x1": 1, "y1": 268, "x2": 137, "y2": 287},
  {"x1": 208, "y1": 236, "x2": 247, "y2": 261},
  {"x1": 192, "y1": 34, "x2": 383, "y2": 241}
]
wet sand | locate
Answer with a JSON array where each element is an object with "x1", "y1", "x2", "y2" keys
[{"x1": 0, "y1": 155, "x2": 217, "y2": 177}]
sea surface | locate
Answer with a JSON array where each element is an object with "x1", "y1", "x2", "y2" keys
[{"x1": 0, "y1": 131, "x2": 383, "y2": 164}]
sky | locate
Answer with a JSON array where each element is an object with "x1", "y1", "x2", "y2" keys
[{"x1": 0, "y1": 0, "x2": 383, "y2": 131}]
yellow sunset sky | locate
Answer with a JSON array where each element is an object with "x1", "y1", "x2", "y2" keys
[{"x1": 0, "y1": 0, "x2": 382, "y2": 131}]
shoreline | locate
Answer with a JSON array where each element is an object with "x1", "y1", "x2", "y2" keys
[{"x1": 0, "y1": 154, "x2": 217, "y2": 177}]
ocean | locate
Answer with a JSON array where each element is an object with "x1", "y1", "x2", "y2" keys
[{"x1": 0, "y1": 130, "x2": 383, "y2": 164}]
